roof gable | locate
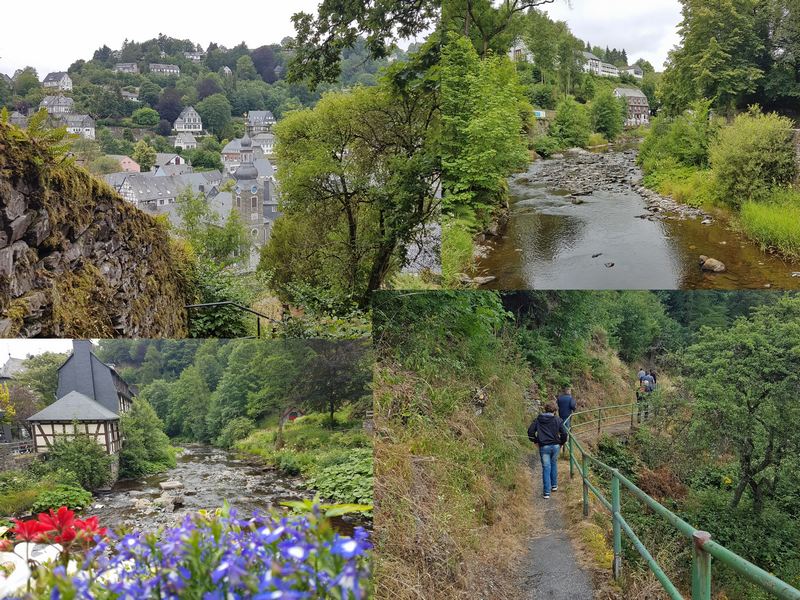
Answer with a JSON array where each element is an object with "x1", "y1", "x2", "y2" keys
[{"x1": 27, "y1": 391, "x2": 119, "y2": 422}]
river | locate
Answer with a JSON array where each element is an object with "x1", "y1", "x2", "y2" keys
[
  {"x1": 476, "y1": 149, "x2": 800, "y2": 289},
  {"x1": 89, "y1": 445, "x2": 362, "y2": 534}
]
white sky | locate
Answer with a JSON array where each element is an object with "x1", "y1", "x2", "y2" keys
[
  {"x1": 0, "y1": 0, "x2": 322, "y2": 76},
  {"x1": 0, "y1": 339, "x2": 77, "y2": 361},
  {"x1": 543, "y1": 0, "x2": 682, "y2": 70}
]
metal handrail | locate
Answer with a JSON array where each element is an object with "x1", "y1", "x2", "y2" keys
[
  {"x1": 185, "y1": 301, "x2": 281, "y2": 338},
  {"x1": 566, "y1": 402, "x2": 800, "y2": 600}
]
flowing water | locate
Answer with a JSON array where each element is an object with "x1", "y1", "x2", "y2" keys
[
  {"x1": 90, "y1": 445, "x2": 362, "y2": 534},
  {"x1": 476, "y1": 150, "x2": 800, "y2": 289}
]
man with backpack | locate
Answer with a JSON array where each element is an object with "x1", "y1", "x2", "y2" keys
[{"x1": 528, "y1": 402, "x2": 568, "y2": 499}]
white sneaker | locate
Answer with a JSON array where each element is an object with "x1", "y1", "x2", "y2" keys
[
  {"x1": 543, "y1": 494, "x2": 550, "y2": 499},
  {"x1": 552, "y1": 486, "x2": 558, "y2": 491}
]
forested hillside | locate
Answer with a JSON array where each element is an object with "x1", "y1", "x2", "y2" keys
[{"x1": 373, "y1": 290, "x2": 799, "y2": 599}]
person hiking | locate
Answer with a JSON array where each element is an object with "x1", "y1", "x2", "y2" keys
[
  {"x1": 637, "y1": 367, "x2": 646, "y2": 383},
  {"x1": 644, "y1": 371, "x2": 656, "y2": 392},
  {"x1": 636, "y1": 382, "x2": 649, "y2": 422},
  {"x1": 528, "y1": 402, "x2": 568, "y2": 499},
  {"x1": 556, "y1": 386, "x2": 577, "y2": 429},
  {"x1": 650, "y1": 369, "x2": 658, "y2": 387}
]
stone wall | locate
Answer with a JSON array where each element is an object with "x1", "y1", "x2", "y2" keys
[
  {"x1": 0, "y1": 121, "x2": 194, "y2": 337},
  {"x1": 0, "y1": 446, "x2": 39, "y2": 472}
]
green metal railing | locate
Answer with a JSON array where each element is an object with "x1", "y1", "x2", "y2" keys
[{"x1": 567, "y1": 402, "x2": 800, "y2": 600}]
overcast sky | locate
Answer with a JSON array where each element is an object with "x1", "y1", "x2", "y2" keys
[
  {"x1": 0, "y1": 0, "x2": 322, "y2": 76},
  {"x1": 543, "y1": 0, "x2": 682, "y2": 70},
  {"x1": 0, "y1": 339, "x2": 76, "y2": 362}
]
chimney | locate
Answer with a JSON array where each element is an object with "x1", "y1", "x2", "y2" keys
[{"x1": 70, "y1": 340, "x2": 96, "y2": 401}]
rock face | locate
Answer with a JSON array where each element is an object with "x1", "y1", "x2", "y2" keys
[
  {"x1": 699, "y1": 255, "x2": 726, "y2": 272},
  {"x1": 0, "y1": 122, "x2": 193, "y2": 337}
]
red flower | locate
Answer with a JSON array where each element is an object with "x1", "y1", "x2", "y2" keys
[
  {"x1": 11, "y1": 518, "x2": 48, "y2": 542},
  {"x1": 75, "y1": 516, "x2": 108, "y2": 539},
  {"x1": 0, "y1": 538, "x2": 14, "y2": 551},
  {"x1": 36, "y1": 506, "x2": 77, "y2": 544}
]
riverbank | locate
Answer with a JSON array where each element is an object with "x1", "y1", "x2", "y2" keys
[{"x1": 474, "y1": 149, "x2": 800, "y2": 289}]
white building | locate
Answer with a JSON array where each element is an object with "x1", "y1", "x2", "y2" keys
[
  {"x1": 174, "y1": 106, "x2": 202, "y2": 132},
  {"x1": 59, "y1": 114, "x2": 96, "y2": 140},
  {"x1": 600, "y1": 62, "x2": 620, "y2": 77},
  {"x1": 509, "y1": 38, "x2": 534, "y2": 62},
  {"x1": 149, "y1": 63, "x2": 181, "y2": 76},
  {"x1": 39, "y1": 95, "x2": 74, "y2": 114},
  {"x1": 113, "y1": 63, "x2": 139, "y2": 74},
  {"x1": 43, "y1": 72, "x2": 72, "y2": 92},
  {"x1": 174, "y1": 132, "x2": 197, "y2": 150},
  {"x1": 184, "y1": 51, "x2": 204, "y2": 62},
  {"x1": 623, "y1": 65, "x2": 644, "y2": 80},
  {"x1": 582, "y1": 52, "x2": 602, "y2": 75}
]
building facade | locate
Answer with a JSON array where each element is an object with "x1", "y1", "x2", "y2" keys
[
  {"x1": 43, "y1": 72, "x2": 73, "y2": 91},
  {"x1": 149, "y1": 63, "x2": 181, "y2": 76},
  {"x1": 114, "y1": 63, "x2": 139, "y2": 74},
  {"x1": 174, "y1": 132, "x2": 198, "y2": 150},
  {"x1": 614, "y1": 87, "x2": 650, "y2": 126},
  {"x1": 174, "y1": 106, "x2": 202, "y2": 132},
  {"x1": 246, "y1": 110, "x2": 276, "y2": 135},
  {"x1": 39, "y1": 95, "x2": 74, "y2": 114}
]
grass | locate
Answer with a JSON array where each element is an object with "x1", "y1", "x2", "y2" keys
[
  {"x1": 587, "y1": 132, "x2": 608, "y2": 147},
  {"x1": 441, "y1": 218, "x2": 476, "y2": 287},
  {"x1": 739, "y1": 189, "x2": 800, "y2": 258},
  {"x1": 235, "y1": 408, "x2": 371, "y2": 480},
  {"x1": 642, "y1": 165, "x2": 715, "y2": 208}
]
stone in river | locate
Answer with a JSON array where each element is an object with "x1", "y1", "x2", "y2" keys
[
  {"x1": 699, "y1": 256, "x2": 726, "y2": 272},
  {"x1": 159, "y1": 480, "x2": 184, "y2": 491}
]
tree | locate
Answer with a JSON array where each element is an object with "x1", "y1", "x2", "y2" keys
[
  {"x1": 139, "y1": 81, "x2": 162, "y2": 107},
  {"x1": 15, "y1": 352, "x2": 67, "y2": 405},
  {"x1": 7, "y1": 384, "x2": 41, "y2": 424},
  {"x1": 251, "y1": 45, "x2": 280, "y2": 83},
  {"x1": 288, "y1": 0, "x2": 440, "y2": 85},
  {"x1": 550, "y1": 95, "x2": 590, "y2": 148},
  {"x1": 13, "y1": 68, "x2": 40, "y2": 97},
  {"x1": 235, "y1": 55, "x2": 259, "y2": 80},
  {"x1": 683, "y1": 297, "x2": 800, "y2": 512},
  {"x1": 156, "y1": 87, "x2": 183, "y2": 123},
  {"x1": 132, "y1": 139, "x2": 157, "y2": 171},
  {"x1": 660, "y1": 0, "x2": 765, "y2": 115},
  {"x1": 196, "y1": 76, "x2": 223, "y2": 100},
  {"x1": 131, "y1": 107, "x2": 160, "y2": 127},
  {"x1": 166, "y1": 365, "x2": 211, "y2": 440},
  {"x1": 174, "y1": 188, "x2": 249, "y2": 266},
  {"x1": 264, "y1": 47, "x2": 440, "y2": 306},
  {"x1": 196, "y1": 93, "x2": 232, "y2": 138},
  {"x1": 590, "y1": 88, "x2": 625, "y2": 141},
  {"x1": 119, "y1": 399, "x2": 176, "y2": 478}
]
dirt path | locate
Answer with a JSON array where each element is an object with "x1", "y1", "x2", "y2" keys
[{"x1": 520, "y1": 452, "x2": 594, "y2": 600}]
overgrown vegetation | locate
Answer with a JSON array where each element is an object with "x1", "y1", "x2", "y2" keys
[{"x1": 638, "y1": 103, "x2": 800, "y2": 256}]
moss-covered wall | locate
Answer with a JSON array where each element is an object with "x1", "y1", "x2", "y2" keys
[{"x1": 0, "y1": 121, "x2": 194, "y2": 337}]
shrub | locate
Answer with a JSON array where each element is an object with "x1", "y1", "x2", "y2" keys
[
  {"x1": 46, "y1": 435, "x2": 113, "y2": 491},
  {"x1": 216, "y1": 416, "x2": 256, "y2": 449},
  {"x1": 31, "y1": 485, "x2": 92, "y2": 513},
  {"x1": 532, "y1": 135, "x2": 561, "y2": 157},
  {"x1": 709, "y1": 107, "x2": 796, "y2": 207},
  {"x1": 306, "y1": 448, "x2": 373, "y2": 506},
  {"x1": 590, "y1": 89, "x2": 624, "y2": 141},
  {"x1": 529, "y1": 83, "x2": 557, "y2": 110},
  {"x1": 586, "y1": 132, "x2": 607, "y2": 147},
  {"x1": 550, "y1": 96, "x2": 590, "y2": 148},
  {"x1": 120, "y1": 399, "x2": 176, "y2": 479}
]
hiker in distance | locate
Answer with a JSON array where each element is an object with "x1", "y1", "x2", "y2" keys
[
  {"x1": 556, "y1": 386, "x2": 577, "y2": 429},
  {"x1": 528, "y1": 402, "x2": 568, "y2": 499}
]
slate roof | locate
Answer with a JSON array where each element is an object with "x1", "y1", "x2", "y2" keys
[
  {"x1": 175, "y1": 132, "x2": 197, "y2": 145},
  {"x1": 253, "y1": 158, "x2": 274, "y2": 179},
  {"x1": 58, "y1": 114, "x2": 95, "y2": 128},
  {"x1": 155, "y1": 153, "x2": 181, "y2": 166},
  {"x1": 27, "y1": 391, "x2": 119, "y2": 422},
  {"x1": 247, "y1": 110, "x2": 275, "y2": 125},
  {"x1": 155, "y1": 163, "x2": 193, "y2": 177},
  {"x1": 582, "y1": 51, "x2": 600, "y2": 61},
  {"x1": 614, "y1": 87, "x2": 647, "y2": 98},
  {"x1": 43, "y1": 72, "x2": 69, "y2": 84},
  {"x1": 39, "y1": 96, "x2": 74, "y2": 109},
  {"x1": 222, "y1": 139, "x2": 241, "y2": 154},
  {"x1": 103, "y1": 172, "x2": 130, "y2": 190},
  {"x1": 0, "y1": 357, "x2": 26, "y2": 379}
]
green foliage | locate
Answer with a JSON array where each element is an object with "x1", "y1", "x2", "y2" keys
[
  {"x1": 196, "y1": 93, "x2": 232, "y2": 138},
  {"x1": 305, "y1": 448, "x2": 373, "y2": 505},
  {"x1": 550, "y1": 96, "x2": 590, "y2": 148},
  {"x1": 31, "y1": 485, "x2": 93, "y2": 513},
  {"x1": 532, "y1": 135, "x2": 561, "y2": 157},
  {"x1": 441, "y1": 219, "x2": 475, "y2": 286},
  {"x1": 120, "y1": 399, "x2": 176, "y2": 479},
  {"x1": 131, "y1": 139, "x2": 157, "y2": 171},
  {"x1": 708, "y1": 107, "x2": 796, "y2": 207},
  {"x1": 441, "y1": 33, "x2": 529, "y2": 226},
  {"x1": 216, "y1": 416, "x2": 256, "y2": 449},
  {"x1": 740, "y1": 191, "x2": 800, "y2": 257},
  {"x1": 46, "y1": 435, "x2": 113, "y2": 491},
  {"x1": 131, "y1": 107, "x2": 160, "y2": 127},
  {"x1": 589, "y1": 89, "x2": 624, "y2": 141},
  {"x1": 15, "y1": 352, "x2": 67, "y2": 405}
]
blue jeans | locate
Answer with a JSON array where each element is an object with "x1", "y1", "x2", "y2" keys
[{"x1": 539, "y1": 444, "x2": 560, "y2": 495}]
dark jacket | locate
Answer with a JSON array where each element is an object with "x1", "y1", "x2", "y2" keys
[
  {"x1": 528, "y1": 413, "x2": 568, "y2": 447},
  {"x1": 556, "y1": 394, "x2": 576, "y2": 422}
]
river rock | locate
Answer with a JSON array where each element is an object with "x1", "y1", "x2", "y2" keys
[
  {"x1": 133, "y1": 498, "x2": 153, "y2": 510},
  {"x1": 159, "y1": 480, "x2": 184, "y2": 491},
  {"x1": 699, "y1": 256, "x2": 726, "y2": 272}
]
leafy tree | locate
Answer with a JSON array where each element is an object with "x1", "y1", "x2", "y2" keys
[
  {"x1": 196, "y1": 93, "x2": 232, "y2": 137},
  {"x1": 683, "y1": 297, "x2": 800, "y2": 512},
  {"x1": 165, "y1": 365, "x2": 211, "y2": 440},
  {"x1": 131, "y1": 107, "x2": 160, "y2": 127},
  {"x1": 15, "y1": 353, "x2": 67, "y2": 405},
  {"x1": 235, "y1": 55, "x2": 259, "y2": 81},
  {"x1": 156, "y1": 87, "x2": 183, "y2": 123},
  {"x1": 138, "y1": 81, "x2": 162, "y2": 107},
  {"x1": 251, "y1": 45, "x2": 280, "y2": 83},
  {"x1": 590, "y1": 88, "x2": 625, "y2": 141},
  {"x1": 550, "y1": 95, "x2": 590, "y2": 148},
  {"x1": 216, "y1": 416, "x2": 255, "y2": 449},
  {"x1": 6, "y1": 384, "x2": 41, "y2": 424},
  {"x1": 13, "y1": 68, "x2": 40, "y2": 97},
  {"x1": 132, "y1": 139, "x2": 157, "y2": 171},
  {"x1": 90, "y1": 156, "x2": 125, "y2": 175},
  {"x1": 196, "y1": 76, "x2": 223, "y2": 100},
  {"x1": 119, "y1": 399, "x2": 176, "y2": 478},
  {"x1": 661, "y1": 0, "x2": 765, "y2": 115},
  {"x1": 47, "y1": 435, "x2": 113, "y2": 490},
  {"x1": 174, "y1": 188, "x2": 249, "y2": 266}
]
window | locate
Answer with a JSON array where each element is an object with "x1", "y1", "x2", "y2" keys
[{"x1": 251, "y1": 196, "x2": 258, "y2": 209}]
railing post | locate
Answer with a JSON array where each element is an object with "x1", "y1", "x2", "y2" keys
[
  {"x1": 568, "y1": 434, "x2": 574, "y2": 479},
  {"x1": 582, "y1": 453, "x2": 589, "y2": 518},
  {"x1": 597, "y1": 408, "x2": 602, "y2": 436},
  {"x1": 611, "y1": 472, "x2": 622, "y2": 580},
  {"x1": 630, "y1": 402, "x2": 635, "y2": 430},
  {"x1": 692, "y1": 531, "x2": 712, "y2": 600}
]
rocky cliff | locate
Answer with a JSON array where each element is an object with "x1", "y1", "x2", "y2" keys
[{"x1": 0, "y1": 120, "x2": 194, "y2": 337}]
